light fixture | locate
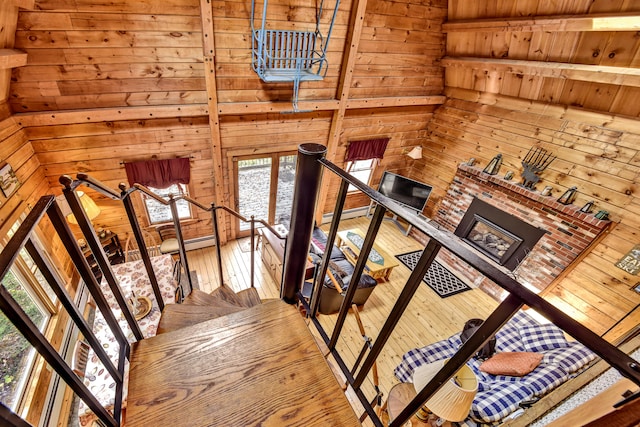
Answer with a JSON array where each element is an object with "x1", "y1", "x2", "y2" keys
[
  {"x1": 557, "y1": 186, "x2": 578, "y2": 205},
  {"x1": 483, "y1": 154, "x2": 502, "y2": 175},
  {"x1": 406, "y1": 146, "x2": 423, "y2": 160},
  {"x1": 412, "y1": 359, "x2": 478, "y2": 423},
  {"x1": 66, "y1": 191, "x2": 101, "y2": 224}
]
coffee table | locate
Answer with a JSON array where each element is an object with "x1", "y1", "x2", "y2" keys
[{"x1": 335, "y1": 229, "x2": 398, "y2": 281}]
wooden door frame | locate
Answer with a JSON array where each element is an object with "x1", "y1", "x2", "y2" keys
[{"x1": 230, "y1": 150, "x2": 297, "y2": 238}]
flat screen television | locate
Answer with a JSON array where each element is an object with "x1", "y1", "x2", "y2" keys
[{"x1": 377, "y1": 171, "x2": 432, "y2": 212}]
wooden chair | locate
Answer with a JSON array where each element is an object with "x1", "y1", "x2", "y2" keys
[
  {"x1": 72, "y1": 339, "x2": 90, "y2": 377},
  {"x1": 125, "y1": 229, "x2": 160, "y2": 262},
  {"x1": 156, "y1": 224, "x2": 180, "y2": 256}
]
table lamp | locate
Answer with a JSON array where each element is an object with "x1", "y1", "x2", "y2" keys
[
  {"x1": 66, "y1": 191, "x2": 101, "y2": 225},
  {"x1": 412, "y1": 359, "x2": 478, "y2": 424}
]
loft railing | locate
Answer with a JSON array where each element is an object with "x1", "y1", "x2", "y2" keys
[
  {"x1": 70, "y1": 173, "x2": 286, "y2": 296},
  {"x1": 0, "y1": 173, "x2": 287, "y2": 427},
  {"x1": 125, "y1": 180, "x2": 286, "y2": 292},
  {"x1": 284, "y1": 143, "x2": 640, "y2": 426},
  {"x1": 0, "y1": 196, "x2": 128, "y2": 427}
]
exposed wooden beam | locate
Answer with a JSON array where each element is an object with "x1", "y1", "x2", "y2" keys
[
  {"x1": 14, "y1": 105, "x2": 209, "y2": 127},
  {"x1": 11, "y1": 96, "x2": 446, "y2": 127},
  {"x1": 0, "y1": 49, "x2": 27, "y2": 69},
  {"x1": 442, "y1": 57, "x2": 640, "y2": 88},
  {"x1": 316, "y1": 0, "x2": 369, "y2": 224},
  {"x1": 345, "y1": 96, "x2": 445, "y2": 109},
  {"x1": 443, "y1": 13, "x2": 640, "y2": 33},
  {"x1": 217, "y1": 100, "x2": 340, "y2": 115},
  {"x1": 199, "y1": 0, "x2": 227, "y2": 243}
]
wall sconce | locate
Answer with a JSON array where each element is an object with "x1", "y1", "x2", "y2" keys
[
  {"x1": 405, "y1": 146, "x2": 423, "y2": 160},
  {"x1": 483, "y1": 154, "x2": 502, "y2": 175},
  {"x1": 65, "y1": 191, "x2": 102, "y2": 224},
  {"x1": 557, "y1": 186, "x2": 578, "y2": 205},
  {"x1": 580, "y1": 201, "x2": 595, "y2": 213}
]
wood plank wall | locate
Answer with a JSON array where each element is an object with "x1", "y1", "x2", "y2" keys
[
  {"x1": 416, "y1": 88, "x2": 640, "y2": 343},
  {"x1": 424, "y1": 0, "x2": 640, "y2": 343},
  {"x1": 8, "y1": 0, "x2": 447, "y2": 243}
]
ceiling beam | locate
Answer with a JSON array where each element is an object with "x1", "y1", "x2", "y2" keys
[
  {"x1": 443, "y1": 13, "x2": 640, "y2": 33},
  {"x1": 442, "y1": 57, "x2": 640, "y2": 88}
]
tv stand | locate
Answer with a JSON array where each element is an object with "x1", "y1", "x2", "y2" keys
[{"x1": 365, "y1": 201, "x2": 413, "y2": 236}]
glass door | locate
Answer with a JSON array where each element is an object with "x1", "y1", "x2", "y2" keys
[{"x1": 234, "y1": 152, "x2": 296, "y2": 236}]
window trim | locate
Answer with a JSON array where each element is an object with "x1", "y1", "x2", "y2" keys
[
  {"x1": 142, "y1": 183, "x2": 194, "y2": 225},
  {"x1": 345, "y1": 158, "x2": 377, "y2": 193}
]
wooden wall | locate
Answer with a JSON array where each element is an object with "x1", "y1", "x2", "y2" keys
[
  {"x1": 418, "y1": 88, "x2": 640, "y2": 343},
  {"x1": 7, "y1": 0, "x2": 447, "y2": 242},
  {"x1": 419, "y1": 0, "x2": 640, "y2": 343}
]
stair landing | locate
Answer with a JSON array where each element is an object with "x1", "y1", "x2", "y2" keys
[{"x1": 126, "y1": 300, "x2": 360, "y2": 426}]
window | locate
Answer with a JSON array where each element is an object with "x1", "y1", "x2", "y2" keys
[
  {"x1": 0, "y1": 270, "x2": 51, "y2": 410},
  {"x1": 346, "y1": 159, "x2": 376, "y2": 192},
  {"x1": 143, "y1": 183, "x2": 192, "y2": 224}
]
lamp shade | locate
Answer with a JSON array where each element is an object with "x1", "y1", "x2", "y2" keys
[
  {"x1": 406, "y1": 146, "x2": 423, "y2": 160},
  {"x1": 67, "y1": 191, "x2": 101, "y2": 224},
  {"x1": 412, "y1": 359, "x2": 478, "y2": 422}
]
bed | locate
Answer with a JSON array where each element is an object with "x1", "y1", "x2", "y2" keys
[
  {"x1": 394, "y1": 311, "x2": 597, "y2": 426},
  {"x1": 78, "y1": 254, "x2": 178, "y2": 426}
]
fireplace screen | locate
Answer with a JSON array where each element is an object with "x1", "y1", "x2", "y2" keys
[{"x1": 465, "y1": 215, "x2": 523, "y2": 265}]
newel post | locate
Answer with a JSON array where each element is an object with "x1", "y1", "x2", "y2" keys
[{"x1": 281, "y1": 143, "x2": 327, "y2": 303}]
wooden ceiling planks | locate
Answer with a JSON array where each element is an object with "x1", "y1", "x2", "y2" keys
[{"x1": 444, "y1": 1, "x2": 640, "y2": 116}]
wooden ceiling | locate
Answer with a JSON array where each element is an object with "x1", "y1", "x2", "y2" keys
[
  {"x1": 2, "y1": 0, "x2": 639, "y2": 122},
  {"x1": 444, "y1": 0, "x2": 640, "y2": 117}
]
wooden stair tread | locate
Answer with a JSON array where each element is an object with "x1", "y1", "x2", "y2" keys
[
  {"x1": 156, "y1": 303, "x2": 244, "y2": 335},
  {"x1": 209, "y1": 285, "x2": 250, "y2": 307},
  {"x1": 182, "y1": 288, "x2": 228, "y2": 306},
  {"x1": 127, "y1": 300, "x2": 359, "y2": 426},
  {"x1": 236, "y1": 287, "x2": 262, "y2": 307}
]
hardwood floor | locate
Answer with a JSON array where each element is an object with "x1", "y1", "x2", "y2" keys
[{"x1": 186, "y1": 217, "x2": 499, "y2": 423}]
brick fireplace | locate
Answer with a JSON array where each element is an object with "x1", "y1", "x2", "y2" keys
[{"x1": 416, "y1": 163, "x2": 611, "y2": 300}]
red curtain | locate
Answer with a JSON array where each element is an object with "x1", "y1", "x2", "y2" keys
[
  {"x1": 345, "y1": 138, "x2": 389, "y2": 162},
  {"x1": 124, "y1": 158, "x2": 190, "y2": 188}
]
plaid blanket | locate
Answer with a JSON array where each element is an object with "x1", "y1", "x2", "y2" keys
[{"x1": 394, "y1": 311, "x2": 597, "y2": 425}]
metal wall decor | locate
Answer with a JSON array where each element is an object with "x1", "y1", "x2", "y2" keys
[
  {"x1": 521, "y1": 147, "x2": 556, "y2": 189},
  {"x1": 483, "y1": 154, "x2": 502, "y2": 175}
]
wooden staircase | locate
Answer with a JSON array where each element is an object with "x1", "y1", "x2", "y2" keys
[{"x1": 126, "y1": 286, "x2": 360, "y2": 426}]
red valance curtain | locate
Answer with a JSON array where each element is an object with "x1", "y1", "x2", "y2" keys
[
  {"x1": 124, "y1": 158, "x2": 190, "y2": 189},
  {"x1": 345, "y1": 138, "x2": 389, "y2": 162}
]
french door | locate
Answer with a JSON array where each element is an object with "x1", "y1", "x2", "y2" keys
[{"x1": 234, "y1": 151, "x2": 297, "y2": 236}]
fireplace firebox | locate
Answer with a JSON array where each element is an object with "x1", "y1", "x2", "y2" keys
[{"x1": 455, "y1": 198, "x2": 546, "y2": 271}]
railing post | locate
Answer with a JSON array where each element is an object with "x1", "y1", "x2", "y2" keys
[
  {"x1": 119, "y1": 184, "x2": 165, "y2": 311},
  {"x1": 169, "y1": 195, "x2": 193, "y2": 295},
  {"x1": 60, "y1": 176, "x2": 144, "y2": 341},
  {"x1": 211, "y1": 203, "x2": 225, "y2": 288},
  {"x1": 281, "y1": 143, "x2": 327, "y2": 303},
  {"x1": 250, "y1": 216, "x2": 255, "y2": 288}
]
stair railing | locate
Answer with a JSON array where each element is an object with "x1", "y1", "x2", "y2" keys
[
  {"x1": 0, "y1": 196, "x2": 128, "y2": 427},
  {"x1": 285, "y1": 143, "x2": 640, "y2": 426},
  {"x1": 73, "y1": 172, "x2": 288, "y2": 295},
  {"x1": 128, "y1": 183, "x2": 287, "y2": 291}
]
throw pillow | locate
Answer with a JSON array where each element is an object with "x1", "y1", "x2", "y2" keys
[
  {"x1": 519, "y1": 324, "x2": 569, "y2": 352},
  {"x1": 479, "y1": 352, "x2": 543, "y2": 376}
]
